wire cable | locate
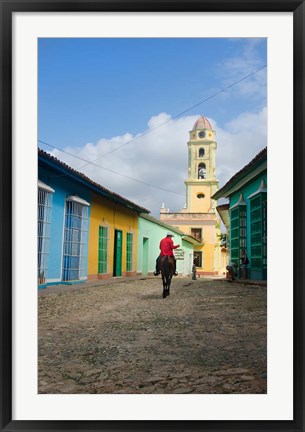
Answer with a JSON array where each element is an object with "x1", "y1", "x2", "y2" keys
[
  {"x1": 38, "y1": 142, "x2": 185, "y2": 196},
  {"x1": 38, "y1": 64, "x2": 266, "y2": 196},
  {"x1": 56, "y1": 64, "x2": 267, "y2": 171}
]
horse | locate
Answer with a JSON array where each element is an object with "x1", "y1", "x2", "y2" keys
[{"x1": 159, "y1": 256, "x2": 175, "y2": 298}]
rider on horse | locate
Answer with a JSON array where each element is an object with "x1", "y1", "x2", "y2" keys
[{"x1": 153, "y1": 232, "x2": 180, "y2": 276}]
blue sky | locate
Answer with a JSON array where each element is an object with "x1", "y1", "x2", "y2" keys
[{"x1": 38, "y1": 37, "x2": 267, "y2": 216}]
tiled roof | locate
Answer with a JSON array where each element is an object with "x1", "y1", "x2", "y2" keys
[
  {"x1": 212, "y1": 147, "x2": 267, "y2": 199},
  {"x1": 38, "y1": 148, "x2": 150, "y2": 214},
  {"x1": 192, "y1": 116, "x2": 212, "y2": 131}
]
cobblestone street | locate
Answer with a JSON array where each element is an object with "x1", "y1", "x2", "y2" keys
[{"x1": 38, "y1": 276, "x2": 267, "y2": 394}]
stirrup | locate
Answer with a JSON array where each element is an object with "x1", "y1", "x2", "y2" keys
[{"x1": 174, "y1": 271, "x2": 178, "y2": 276}]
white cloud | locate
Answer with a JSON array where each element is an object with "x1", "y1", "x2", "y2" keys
[
  {"x1": 218, "y1": 39, "x2": 267, "y2": 103},
  {"x1": 50, "y1": 109, "x2": 267, "y2": 218}
]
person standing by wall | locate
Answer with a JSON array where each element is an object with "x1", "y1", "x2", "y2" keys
[{"x1": 192, "y1": 258, "x2": 197, "y2": 280}]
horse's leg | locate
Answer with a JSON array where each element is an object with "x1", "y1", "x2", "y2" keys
[
  {"x1": 162, "y1": 275, "x2": 167, "y2": 298},
  {"x1": 165, "y1": 276, "x2": 170, "y2": 297},
  {"x1": 167, "y1": 277, "x2": 171, "y2": 297}
]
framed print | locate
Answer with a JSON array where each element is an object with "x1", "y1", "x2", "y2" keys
[{"x1": 1, "y1": 0, "x2": 304, "y2": 431}]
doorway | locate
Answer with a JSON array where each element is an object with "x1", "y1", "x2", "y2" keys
[
  {"x1": 113, "y1": 229, "x2": 123, "y2": 276},
  {"x1": 142, "y1": 237, "x2": 149, "y2": 276}
]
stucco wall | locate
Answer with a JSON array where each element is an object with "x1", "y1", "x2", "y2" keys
[
  {"x1": 137, "y1": 218, "x2": 194, "y2": 276},
  {"x1": 88, "y1": 192, "x2": 138, "y2": 279},
  {"x1": 38, "y1": 165, "x2": 91, "y2": 284},
  {"x1": 229, "y1": 172, "x2": 267, "y2": 280}
]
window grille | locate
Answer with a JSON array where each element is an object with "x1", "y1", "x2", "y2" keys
[
  {"x1": 250, "y1": 193, "x2": 267, "y2": 273},
  {"x1": 62, "y1": 199, "x2": 89, "y2": 281},
  {"x1": 98, "y1": 226, "x2": 109, "y2": 274},
  {"x1": 230, "y1": 204, "x2": 247, "y2": 265},
  {"x1": 38, "y1": 187, "x2": 53, "y2": 285},
  {"x1": 126, "y1": 233, "x2": 133, "y2": 272}
]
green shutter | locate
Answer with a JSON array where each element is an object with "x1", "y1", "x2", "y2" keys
[
  {"x1": 126, "y1": 233, "x2": 133, "y2": 272},
  {"x1": 230, "y1": 205, "x2": 247, "y2": 264},
  {"x1": 98, "y1": 226, "x2": 108, "y2": 274},
  {"x1": 250, "y1": 193, "x2": 267, "y2": 273}
]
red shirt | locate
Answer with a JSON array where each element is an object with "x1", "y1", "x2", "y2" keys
[{"x1": 159, "y1": 237, "x2": 179, "y2": 257}]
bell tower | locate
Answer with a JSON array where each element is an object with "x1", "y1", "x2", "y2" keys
[
  {"x1": 184, "y1": 116, "x2": 219, "y2": 212},
  {"x1": 159, "y1": 115, "x2": 222, "y2": 276}
]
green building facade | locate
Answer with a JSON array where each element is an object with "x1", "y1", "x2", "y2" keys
[
  {"x1": 212, "y1": 148, "x2": 267, "y2": 281},
  {"x1": 137, "y1": 214, "x2": 200, "y2": 277}
]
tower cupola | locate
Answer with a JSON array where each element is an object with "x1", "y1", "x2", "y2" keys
[{"x1": 185, "y1": 115, "x2": 219, "y2": 212}]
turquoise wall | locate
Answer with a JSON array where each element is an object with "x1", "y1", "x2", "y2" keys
[
  {"x1": 229, "y1": 173, "x2": 267, "y2": 207},
  {"x1": 229, "y1": 172, "x2": 267, "y2": 280},
  {"x1": 138, "y1": 217, "x2": 194, "y2": 276}
]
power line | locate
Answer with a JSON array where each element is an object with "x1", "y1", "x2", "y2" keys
[
  {"x1": 38, "y1": 64, "x2": 266, "y2": 196},
  {"x1": 38, "y1": 141, "x2": 185, "y2": 196},
  {"x1": 63, "y1": 64, "x2": 267, "y2": 171}
]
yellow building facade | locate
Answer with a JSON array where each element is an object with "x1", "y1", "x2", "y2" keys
[
  {"x1": 160, "y1": 116, "x2": 222, "y2": 275},
  {"x1": 88, "y1": 192, "x2": 140, "y2": 280}
]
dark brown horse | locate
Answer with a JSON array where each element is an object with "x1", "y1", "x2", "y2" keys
[{"x1": 160, "y1": 256, "x2": 175, "y2": 298}]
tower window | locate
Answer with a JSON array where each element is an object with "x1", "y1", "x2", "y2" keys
[
  {"x1": 198, "y1": 163, "x2": 206, "y2": 179},
  {"x1": 197, "y1": 193, "x2": 205, "y2": 199},
  {"x1": 199, "y1": 148, "x2": 205, "y2": 157}
]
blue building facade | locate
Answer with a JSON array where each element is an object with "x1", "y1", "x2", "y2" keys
[
  {"x1": 38, "y1": 159, "x2": 91, "y2": 287},
  {"x1": 38, "y1": 149, "x2": 148, "y2": 288}
]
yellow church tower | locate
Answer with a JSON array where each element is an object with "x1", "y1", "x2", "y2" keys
[{"x1": 160, "y1": 116, "x2": 222, "y2": 275}]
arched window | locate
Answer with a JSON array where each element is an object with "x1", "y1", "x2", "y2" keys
[
  {"x1": 198, "y1": 163, "x2": 206, "y2": 179},
  {"x1": 199, "y1": 148, "x2": 205, "y2": 157}
]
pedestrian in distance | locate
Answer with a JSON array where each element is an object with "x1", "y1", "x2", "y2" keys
[
  {"x1": 192, "y1": 259, "x2": 197, "y2": 280},
  {"x1": 153, "y1": 232, "x2": 180, "y2": 276},
  {"x1": 240, "y1": 249, "x2": 249, "y2": 279},
  {"x1": 226, "y1": 261, "x2": 238, "y2": 282}
]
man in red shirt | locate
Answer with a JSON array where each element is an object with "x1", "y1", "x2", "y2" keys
[{"x1": 153, "y1": 232, "x2": 180, "y2": 276}]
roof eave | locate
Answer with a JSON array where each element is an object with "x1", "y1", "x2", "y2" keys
[
  {"x1": 39, "y1": 154, "x2": 150, "y2": 214},
  {"x1": 212, "y1": 158, "x2": 267, "y2": 200}
]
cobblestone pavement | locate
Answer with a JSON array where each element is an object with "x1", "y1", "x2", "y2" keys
[{"x1": 38, "y1": 276, "x2": 267, "y2": 394}]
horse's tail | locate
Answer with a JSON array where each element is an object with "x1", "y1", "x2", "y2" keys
[{"x1": 161, "y1": 256, "x2": 174, "y2": 279}]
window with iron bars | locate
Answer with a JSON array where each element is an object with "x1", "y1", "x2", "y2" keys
[
  {"x1": 38, "y1": 187, "x2": 53, "y2": 285},
  {"x1": 62, "y1": 199, "x2": 89, "y2": 281}
]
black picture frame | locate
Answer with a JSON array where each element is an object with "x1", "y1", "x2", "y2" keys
[{"x1": 1, "y1": 1, "x2": 304, "y2": 431}]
